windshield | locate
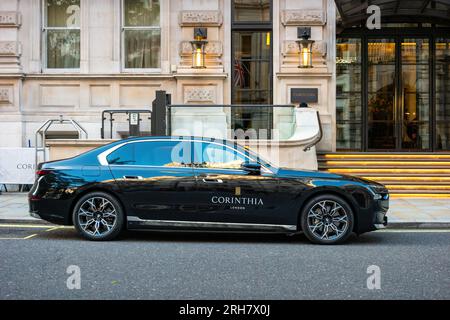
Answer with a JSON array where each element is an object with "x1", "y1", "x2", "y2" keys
[{"x1": 231, "y1": 142, "x2": 278, "y2": 171}]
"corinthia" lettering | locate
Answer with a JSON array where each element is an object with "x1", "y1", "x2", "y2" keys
[{"x1": 211, "y1": 196, "x2": 264, "y2": 206}]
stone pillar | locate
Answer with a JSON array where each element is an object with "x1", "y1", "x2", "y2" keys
[
  {"x1": 0, "y1": 0, "x2": 23, "y2": 147},
  {"x1": 275, "y1": 0, "x2": 336, "y2": 152},
  {"x1": 170, "y1": 0, "x2": 228, "y2": 139}
]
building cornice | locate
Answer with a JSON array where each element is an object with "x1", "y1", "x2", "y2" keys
[
  {"x1": 174, "y1": 73, "x2": 228, "y2": 80},
  {"x1": 276, "y1": 71, "x2": 333, "y2": 78},
  {"x1": 21, "y1": 73, "x2": 177, "y2": 81},
  {"x1": 0, "y1": 73, "x2": 230, "y2": 81}
]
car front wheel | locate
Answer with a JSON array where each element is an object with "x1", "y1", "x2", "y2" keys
[
  {"x1": 300, "y1": 194, "x2": 354, "y2": 245},
  {"x1": 73, "y1": 192, "x2": 124, "y2": 241}
]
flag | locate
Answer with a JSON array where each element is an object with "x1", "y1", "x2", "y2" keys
[{"x1": 233, "y1": 59, "x2": 248, "y2": 88}]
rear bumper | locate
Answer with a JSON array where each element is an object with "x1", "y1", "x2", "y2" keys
[{"x1": 29, "y1": 198, "x2": 72, "y2": 225}]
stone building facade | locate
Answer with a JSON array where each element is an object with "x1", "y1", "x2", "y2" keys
[{"x1": 0, "y1": 0, "x2": 336, "y2": 152}]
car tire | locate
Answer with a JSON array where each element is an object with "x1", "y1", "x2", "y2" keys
[
  {"x1": 73, "y1": 192, "x2": 124, "y2": 241},
  {"x1": 300, "y1": 194, "x2": 354, "y2": 245}
]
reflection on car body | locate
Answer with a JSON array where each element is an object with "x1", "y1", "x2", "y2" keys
[{"x1": 29, "y1": 136, "x2": 389, "y2": 244}]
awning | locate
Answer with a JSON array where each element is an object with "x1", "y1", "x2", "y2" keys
[{"x1": 335, "y1": 0, "x2": 450, "y2": 28}]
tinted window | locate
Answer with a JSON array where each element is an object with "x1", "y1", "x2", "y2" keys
[
  {"x1": 194, "y1": 142, "x2": 247, "y2": 169},
  {"x1": 107, "y1": 143, "x2": 135, "y2": 165},
  {"x1": 107, "y1": 141, "x2": 191, "y2": 166}
]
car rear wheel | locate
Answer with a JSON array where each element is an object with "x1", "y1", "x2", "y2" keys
[
  {"x1": 73, "y1": 192, "x2": 124, "y2": 241},
  {"x1": 300, "y1": 194, "x2": 354, "y2": 245}
]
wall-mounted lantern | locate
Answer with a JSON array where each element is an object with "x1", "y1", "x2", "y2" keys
[
  {"x1": 296, "y1": 27, "x2": 314, "y2": 68},
  {"x1": 190, "y1": 27, "x2": 208, "y2": 69}
]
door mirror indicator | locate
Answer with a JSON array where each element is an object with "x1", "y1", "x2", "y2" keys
[{"x1": 240, "y1": 162, "x2": 261, "y2": 175}]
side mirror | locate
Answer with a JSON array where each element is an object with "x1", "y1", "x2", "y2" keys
[{"x1": 240, "y1": 162, "x2": 261, "y2": 175}]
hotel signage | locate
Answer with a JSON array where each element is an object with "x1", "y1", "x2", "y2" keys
[
  {"x1": 290, "y1": 88, "x2": 318, "y2": 104},
  {"x1": 0, "y1": 148, "x2": 35, "y2": 184}
]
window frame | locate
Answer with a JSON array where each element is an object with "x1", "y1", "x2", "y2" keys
[
  {"x1": 106, "y1": 140, "x2": 192, "y2": 168},
  {"x1": 231, "y1": 0, "x2": 274, "y2": 139},
  {"x1": 98, "y1": 139, "x2": 275, "y2": 173},
  {"x1": 121, "y1": 0, "x2": 162, "y2": 73},
  {"x1": 42, "y1": 0, "x2": 81, "y2": 72}
]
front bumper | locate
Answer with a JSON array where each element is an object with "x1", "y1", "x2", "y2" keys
[
  {"x1": 355, "y1": 192, "x2": 389, "y2": 234},
  {"x1": 374, "y1": 211, "x2": 388, "y2": 229}
]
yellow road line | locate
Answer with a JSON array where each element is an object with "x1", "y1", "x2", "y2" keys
[
  {"x1": 0, "y1": 224, "x2": 53, "y2": 229},
  {"x1": 45, "y1": 226, "x2": 65, "y2": 232},
  {"x1": 376, "y1": 229, "x2": 450, "y2": 233},
  {"x1": 23, "y1": 234, "x2": 38, "y2": 239},
  {"x1": 0, "y1": 224, "x2": 73, "y2": 229}
]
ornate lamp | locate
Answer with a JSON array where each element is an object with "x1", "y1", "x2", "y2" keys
[
  {"x1": 190, "y1": 27, "x2": 208, "y2": 69},
  {"x1": 296, "y1": 27, "x2": 314, "y2": 68}
]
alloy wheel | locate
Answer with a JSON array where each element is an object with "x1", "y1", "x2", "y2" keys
[
  {"x1": 306, "y1": 200, "x2": 349, "y2": 241},
  {"x1": 77, "y1": 196, "x2": 118, "y2": 237}
]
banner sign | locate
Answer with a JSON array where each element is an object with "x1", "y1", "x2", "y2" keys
[{"x1": 0, "y1": 148, "x2": 36, "y2": 184}]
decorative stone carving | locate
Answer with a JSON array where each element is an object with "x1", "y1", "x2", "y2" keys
[
  {"x1": 0, "y1": 11, "x2": 21, "y2": 27},
  {"x1": 184, "y1": 87, "x2": 215, "y2": 103},
  {"x1": 0, "y1": 87, "x2": 13, "y2": 105},
  {"x1": 180, "y1": 41, "x2": 222, "y2": 56},
  {"x1": 281, "y1": 10, "x2": 326, "y2": 26},
  {"x1": 282, "y1": 40, "x2": 327, "y2": 58},
  {"x1": 0, "y1": 41, "x2": 20, "y2": 56},
  {"x1": 179, "y1": 11, "x2": 222, "y2": 26}
]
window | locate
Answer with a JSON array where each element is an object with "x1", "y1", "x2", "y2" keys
[
  {"x1": 122, "y1": 0, "x2": 161, "y2": 69},
  {"x1": 194, "y1": 142, "x2": 248, "y2": 169},
  {"x1": 231, "y1": 0, "x2": 273, "y2": 139},
  {"x1": 233, "y1": 0, "x2": 271, "y2": 22},
  {"x1": 44, "y1": 0, "x2": 81, "y2": 69},
  {"x1": 107, "y1": 141, "x2": 191, "y2": 167}
]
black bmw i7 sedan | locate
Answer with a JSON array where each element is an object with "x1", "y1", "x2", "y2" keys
[{"x1": 29, "y1": 136, "x2": 389, "y2": 244}]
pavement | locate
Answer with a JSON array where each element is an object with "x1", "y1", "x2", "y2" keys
[
  {"x1": 0, "y1": 225, "x2": 449, "y2": 299},
  {"x1": 1, "y1": 192, "x2": 449, "y2": 227}
]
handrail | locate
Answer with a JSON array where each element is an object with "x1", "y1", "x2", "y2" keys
[
  {"x1": 168, "y1": 104, "x2": 296, "y2": 109},
  {"x1": 35, "y1": 116, "x2": 88, "y2": 167},
  {"x1": 303, "y1": 110, "x2": 323, "y2": 152}
]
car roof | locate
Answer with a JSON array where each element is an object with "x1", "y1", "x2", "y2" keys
[{"x1": 121, "y1": 136, "x2": 234, "y2": 145}]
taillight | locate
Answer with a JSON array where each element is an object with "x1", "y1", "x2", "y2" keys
[{"x1": 36, "y1": 169, "x2": 52, "y2": 176}]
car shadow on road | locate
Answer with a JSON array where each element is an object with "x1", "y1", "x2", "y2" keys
[{"x1": 38, "y1": 227, "x2": 387, "y2": 246}]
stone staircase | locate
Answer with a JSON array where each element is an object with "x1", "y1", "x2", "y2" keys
[{"x1": 318, "y1": 153, "x2": 450, "y2": 198}]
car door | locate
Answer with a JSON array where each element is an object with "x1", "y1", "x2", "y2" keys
[
  {"x1": 192, "y1": 141, "x2": 285, "y2": 225},
  {"x1": 106, "y1": 139, "x2": 198, "y2": 221}
]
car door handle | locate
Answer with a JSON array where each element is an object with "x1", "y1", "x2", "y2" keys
[
  {"x1": 123, "y1": 175, "x2": 143, "y2": 180},
  {"x1": 202, "y1": 178, "x2": 223, "y2": 184}
]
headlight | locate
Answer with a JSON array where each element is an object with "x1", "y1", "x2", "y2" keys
[
  {"x1": 369, "y1": 184, "x2": 388, "y2": 200},
  {"x1": 370, "y1": 184, "x2": 387, "y2": 194}
]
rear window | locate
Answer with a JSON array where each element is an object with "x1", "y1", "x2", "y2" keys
[{"x1": 106, "y1": 141, "x2": 191, "y2": 166}]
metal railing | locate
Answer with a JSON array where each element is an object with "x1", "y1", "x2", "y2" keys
[
  {"x1": 167, "y1": 104, "x2": 296, "y2": 139},
  {"x1": 101, "y1": 110, "x2": 152, "y2": 139},
  {"x1": 35, "y1": 116, "x2": 88, "y2": 166}
]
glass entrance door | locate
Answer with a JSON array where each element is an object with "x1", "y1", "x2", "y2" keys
[
  {"x1": 367, "y1": 38, "x2": 430, "y2": 150},
  {"x1": 367, "y1": 38, "x2": 396, "y2": 149},
  {"x1": 400, "y1": 38, "x2": 430, "y2": 150}
]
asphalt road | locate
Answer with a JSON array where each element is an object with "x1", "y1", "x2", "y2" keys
[{"x1": 0, "y1": 224, "x2": 449, "y2": 300}]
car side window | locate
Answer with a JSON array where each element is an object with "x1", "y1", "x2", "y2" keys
[
  {"x1": 107, "y1": 141, "x2": 191, "y2": 167},
  {"x1": 194, "y1": 142, "x2": 248, "y2": 169},
  {"x1": 107, "y1": 143, "x2": 135, "y2": 165}
]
